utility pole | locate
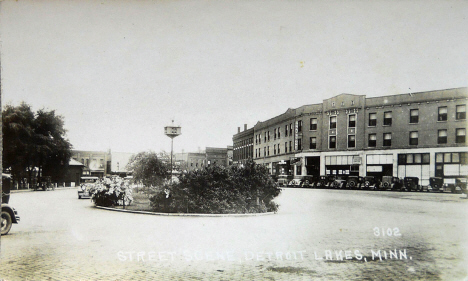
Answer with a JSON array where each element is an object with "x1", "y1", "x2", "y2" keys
[{"x1": 164, "y1": 120, "x2": 181, "y2": 183}]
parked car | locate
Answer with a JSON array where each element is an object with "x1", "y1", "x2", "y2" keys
[
  {"x1": 363, "y1": 176, "x2": 380, "y2": 190},
  {"x1": 287, "y1": 179, "x2": 302, "y2": 187},
  {"x1": 442, "y1": 177, "x2": 468, "y2": 193},
  {"x1": 277, "y1": 177, "x2": 288, "y2": 187},
  {"x1": 346, "y1": 176, "x2": 363, "y2": 189},
  {"x1": 424, "y1": 177, "x2": 444, "y2": 192},
  {"x1": 404, "y1": 177, "x2": 420, "y2": 192},
  {"x1": 300, "y1": 176, "x2": 315, "y2": 188},
  {"x1": 317, "y1": 176, "x2": 328, "y2": 188},
  {"x1": 331, "y1": 175, "x2": 348, "y2": 189},
  {"x1": 2, "y1": 173, "x2": 20, "y2": 235},
  {"x1": 380, "y1": 176, "x2": 393, "y2": 190},
  {"x1": 390, "y1": 177, "x2": 404, "y2": 191},
  {"x1": 78, "y1": 176, "x2": 99, "y2": 199},
  {"x1": 34, "y1": 176, "x2": 53, "y2": 191}
]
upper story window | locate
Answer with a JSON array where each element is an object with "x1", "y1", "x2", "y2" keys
[
  {"x1": 329, "y1": 136, "x2": 336, "y2": 149},
  {"x1": 368, "y1": 134, "x2": 376, "y2": 147},
  {"x1": 278, "y1": 127, "x2": 281, "y2": 138},
  {"x1": 348, "y1": 135, "x2": 355, "y2": 148},
  {"x1": 278, "y1": 144, "x2": 280, "y2": 154},
  {"x1": 274, "y1": 144, "x2": 276, "y2": 155},
  {"x1": 267, "y1": 131, "x2": 270, "y2": 141},
  {"x1": 438, "y1": 129, "x2": 447, "y2": 144},
  {"x1": 348, "y1": 114, "x2": 356, "y2": 128},
  {"x1": 310, "y1": 118, "x2": 318, "y2": 130},
  {"x1": 274, "y1": 129, "x2": 277, "y2": 140},
  {"x1": 285, "y1": 125, "x2": 288, "y2": 136},
  {"x1": 285, "y1": 142, "x2": 288, "y2": 153},
  {"x1": 289, "y1": 141, "x2": 292, "y2": 152},
  {"x1": 310, "y1": 137, "x2": 317, "y2": 149},
  {"x1": 289, "y1": 123, "x2": 293, "y2": 135},
  {"x1": 298, "y1": 120, "x2": 303, "y2": 133},
  {"x1": 384, "y1": 111, "x2": 392, "y2": 126},
  {"x1": 369, "y1": 113, "x2": 377, "y2": 127},
  {"x1": 383, "y1": 133, "x2": 392, "y2": 146},
  {"x1": 438, "y1": 106, "x2": 447, "y2": 121},
  {"x1": 456, "y1": 105, "x2": 466, "y2": 120},
  {"x1": 456, "y1": 128, "x2": 466, "y2": 143},
  {"x1": 409, "y1": 131, "x2": 419, "y2": 145},
  {"x1": 297, "y1": 138, "x2": 302, "y2": 150},
  {"x1": 330, "y1": 116, "x2": 337, "y2": 129},
  {"x1": 410, "y1": 109, "x2": 419, "y2": 124},
  {"x1": 264, "y1": 133, "x2": 267, "y2": 143}
]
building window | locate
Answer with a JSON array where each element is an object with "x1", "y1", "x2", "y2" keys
[
  {"x1": 348, "y1": 114, "x2": 356, "y2": 128},
  {"x1": 330, "y1": 116, "x2": 337, "y2": 129},
  {"x1": 274, "y1": 144, "x2": 276, "y2": 155},
  {"x1": 278, "y1": 145, "x2": 280, "y2": 154},
  {"x1": 329, "y1": 136, "x2": 336, "y2": 149},
  {"x1": 456, "y1": 105, "x2": 466, "y2": 120},
  {"x1": 264, "y1": 147, "x2": 266, "y2": 156},
  {"x1": 438, "y1": 129, "x2": 447, "y2": 144},
  {"x1": 369, "y1": 113, "x2": 377, "y2": 126},
  {"x1": 456, "y1": 128, "x2": 466, "y2": 143},
  {"x1": 438, "y1": 106, "x2": 447, "y2": 121},
  {"x1": 297, "y1": 138, "x2": 302, "y2": 150},
  {"x1": 285, "y1": 142, "x2": 288, "y2": 153},
  {"x1": 289, "y1": 141, "x2": 292, "y2": 152},
  {"x1": 310, "y1": 118, "x2": 317, "y2": 130},
  {"x1": 264, "y1": 133, "x2": 267, "y2": 143},
  {"x1": 409, "y1": 131, "x2": 418, "y2": 145},
  {"x1": 278, "y1": 127, "x2": 281, "y2": 138},
  {"x1": 410, "y1": 109, "x2": 419, "y2": 124},
  {"x1": 384, "y1": 111, "x2": 392, "y2": 126},
  {"x1": 348, "y1": 135, "x2": 355, "y2": 148},
  {"x1": 398, "y1": 153, "x2": 430, "y2": 165},
  {"x1": 274, "y1": 129, "x2": 277, "y2": 140},
  {"x1": 285, "y1": 125, "x2": 288, "y2": 136},
  {"x1": 310, "y1": 137, "x2": 316, "y2": 149},
  {"x1": 268, "y1": 131, "x2": 270, "y2": 141},
  {"x1": 383, "y1": 133, "x2": 392, "y2": 146},
  {"x1": 255, "y1": 149, "x2": 257, "y2": 158},
  {"x1": 368, "y1": 134, "x2": 376, "y2": 147},
  {"x1": 298, "y1": 120, "x2": 302, "y2": 133},
  {"x1": 290, "y1": 124, "x2": 293, "y2": 136}
]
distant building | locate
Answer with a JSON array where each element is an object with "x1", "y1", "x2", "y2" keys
[
  {"x1": 174, "y1": 146, "x2": 232, "y2": 172},
  {"x1": 71, "y1": 150, "x2": 111, "y2": 177},
  {"x1": 232, "y1": 124, "x2": 254, "y2": 164},
  {"x1": 60, "y1": 158, "x2": 84, "y2": 186},
  {"x1": 235, "y1": 87, "x2": 468, "y2": 185}
]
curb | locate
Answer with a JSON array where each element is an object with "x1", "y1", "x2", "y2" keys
[{"x1": 95, "y1": 206, "x2": 276, "y2": 217}]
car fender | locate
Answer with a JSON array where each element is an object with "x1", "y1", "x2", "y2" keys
[{"x1": 2, "y1": 204, "x2": 19, "y2": 224}]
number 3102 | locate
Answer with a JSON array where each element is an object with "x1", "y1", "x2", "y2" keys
[{"x1": 373, "y1": 227, "x2": 401, "y2": 237}]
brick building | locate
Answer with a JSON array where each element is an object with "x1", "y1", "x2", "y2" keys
[
  {"x1": 232, "y1": 124, "x2": 254, "y2": 164},
  {"x1": 236, "y1": 87, "x2": 467, "y2": 185}
]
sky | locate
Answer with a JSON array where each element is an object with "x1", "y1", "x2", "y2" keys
[{"x1": 1, "y1": 0, "x2": 467, "y2": 154}]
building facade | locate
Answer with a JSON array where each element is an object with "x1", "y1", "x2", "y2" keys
[
  {"x1": 238, "y1": 87, "x2": 467, "y2": 185},
  {"x1": 232, "y1": 124, "x2": 254, "y2": 164},
  {"x1": 71, "y1": 150, "x2": 111, "y2": 177}
]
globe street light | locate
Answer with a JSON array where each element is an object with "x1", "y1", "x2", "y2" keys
[{"x1": 164, "y1": 120, "x2": 181, "y2": 183}]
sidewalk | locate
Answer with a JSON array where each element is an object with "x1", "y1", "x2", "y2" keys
[{"x1": 9, "y1": 186, "x2": 77, "y2": 193}]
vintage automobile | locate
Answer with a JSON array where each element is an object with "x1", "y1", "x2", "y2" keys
[
  {"x1": 34, "y1": 176, "x2": 53, "y2": 191},
  {"x1": 287, "y1": 178, "x2": 302, "y2": 187},
  {"x1": 346, "y1": 176, "x2": 363, "y2": 189},
  {"x1": 331, "y1": 175, "x2": 348, "y2": 189},
  {"x1": 78, "y1": 176, "x2": 99, "y2": 199},
  {"x1": 363, "y1": 176, "x2": 380, "y2": 190},
  {"x1": 442, "y1": 177, "x2": 468, "y2": 193},
  {"x1": 422, "y1": 177, "x2": 444, "y2": 192},
  {"x1": 2, "y1": 173, "x2": 20, "y2": 235},
  {"x1": 403, "y1": 177, "x2": 421, "y2": 192},
  {"x1": 300, "y1": 176, "x2": 316, "y2": 188}
]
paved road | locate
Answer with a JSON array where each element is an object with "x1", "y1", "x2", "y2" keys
[{"x1": 1, "y1": 188, "x2": 467, "y2": 280}]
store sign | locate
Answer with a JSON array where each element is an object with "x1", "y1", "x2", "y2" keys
[
  {"x1": 294, "y1": 121, "x2": 299, "y2": 150},
  {"x1": 352, "y1": 156, "x2": 362, "y2": 164}
]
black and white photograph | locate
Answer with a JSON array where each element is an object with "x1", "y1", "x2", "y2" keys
[{"x1": 1, "y1": 0, "x2": 467, "y2": 280}]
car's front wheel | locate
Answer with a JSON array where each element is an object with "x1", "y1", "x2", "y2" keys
[{"x1": 1, "y1": 211, "x2": 13, "y2": 235}]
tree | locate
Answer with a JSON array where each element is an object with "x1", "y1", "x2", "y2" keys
[
  {"x1": 126, "y1": 151, "x2": 170, "y2": 188},
  {"x1": 2, "y1": 102, "x2": 73, "y2": 185}
]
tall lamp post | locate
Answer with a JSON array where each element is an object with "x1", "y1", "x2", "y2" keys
[{"x1": 164, "y1": 120, "x2": 181, "y2": 183}]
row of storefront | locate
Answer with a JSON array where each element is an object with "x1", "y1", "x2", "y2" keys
[{"x1": 258, "y1": 148, "x2": 468, "y2": 186}]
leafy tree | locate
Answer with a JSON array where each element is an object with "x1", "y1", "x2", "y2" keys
[
  {"x1": 126, "y1": 151, "x2": 170, "y2": 188},
  {"x1": 2, "y1": 102, "x2": 73, "y2": 185}
]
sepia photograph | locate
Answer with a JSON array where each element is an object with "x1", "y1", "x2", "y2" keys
[{"x1": 1, "y1": 0, "x2": 467, "y2": 280}]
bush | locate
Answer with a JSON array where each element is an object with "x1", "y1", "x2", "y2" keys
[
  {"x1": 90, "y1": 177, "x2": 133, "y2": 207},
  {"x1": 149, "y1": 160, "x2": 281, "y2": 214}
]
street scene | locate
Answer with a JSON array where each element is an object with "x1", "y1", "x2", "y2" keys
[
  {"x1": 2, "y1": 1, "x2": 468, "y2": 280},
  {"x1": 1, "y1": 187, "x2": 467, "y2": 280}
]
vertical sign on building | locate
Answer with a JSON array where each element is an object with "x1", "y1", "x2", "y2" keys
[{"x1": 294, "y1": 120, "x2": 299, "y2": 151}]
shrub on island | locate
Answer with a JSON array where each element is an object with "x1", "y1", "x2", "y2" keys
[
  {"x1": 90, "y1": 177, "x2": 133, "y2": 207},
  {"x1": 149, "y1": 160, "x2": 281, "y2": 214}
]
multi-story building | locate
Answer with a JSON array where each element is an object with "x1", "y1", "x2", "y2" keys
[
  {"x1": 232, "y1": 124, "x2": 254, "y2": 164},
  {"x1": 206, "y1": 147, "x2": 229, "y2": 167},
  {"x1": 71, "y1": 150, "x2": 111, "y2": 177},
  {"x1": 175, "y1": 146, "x2": 232, "y2": 172},
  {"x1": 238, "y1": 87, "x2": 467, "y2": 185}
]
